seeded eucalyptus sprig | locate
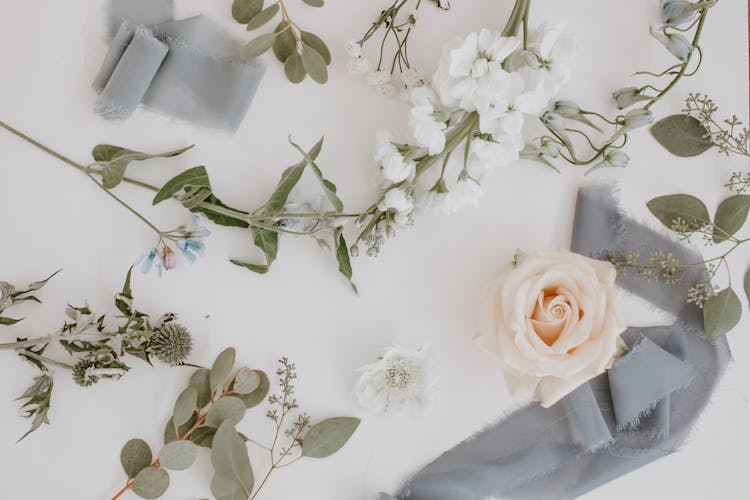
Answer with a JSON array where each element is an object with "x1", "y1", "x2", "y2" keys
[
  {"x1": 0, "y1": 269, "x2": 193, "y2": 440},
  {"x1": 112, "y1": 349, "x2": 360, "y2": 500},
  {"x1": 233, "y1": 0, "x2": 331, "y2": 84}
]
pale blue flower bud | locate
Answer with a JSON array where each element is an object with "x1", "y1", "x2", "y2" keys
[
  {"x1": 586, "y1": 149, "x2": 630, "y2": 175},
  {"x1": 541, "y1": 111, "x2": 572, "y2": 150},
  {"x1": 552, "y1": 100, "x2": 581, "y2": 119},
  {"x1": 622, "y1": 108, "x2": 654, "y2": 130},
  {"x1": 650, "y1": 26, "x2": 693, "y2": 62},
  {"x1": 661, "y1": 0, "x2": 715, "y2": 27},
  {"x1": 612, "y1": 87, "x2": 652, "y2": 110}
]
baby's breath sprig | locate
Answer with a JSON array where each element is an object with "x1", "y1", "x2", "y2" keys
[
  {"x1": 346, "y1": 0, "x2": 450, "y2": 98},
  {"x1": 0, "y1": 269, "x2": 193, "y2": 440},
  {"x1": 528, "y1": 0, "x2": 717, "y2": 174}
]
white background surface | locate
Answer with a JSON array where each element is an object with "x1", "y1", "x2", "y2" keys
[{"x1": 0, "y1": 1, "x2": 749, "y2": 499}]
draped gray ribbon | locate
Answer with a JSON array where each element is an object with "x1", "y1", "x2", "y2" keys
[
  {"x1": 93, "y1": 0, "x2": 265, "y2": 132},
  {"x1": 380, "y1": 185, "x2": 731, "y2": 499}
]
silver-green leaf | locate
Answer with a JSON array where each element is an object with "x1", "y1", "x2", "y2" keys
[
  {"x1": 240, "y1": 33, "x2": 278, "y2": 59},
  {"x1": 651, "y1": 114, "x2": 713, "y2": 157},
  {"x1": 302, "y1": 0, "x2": 324, "y2": 6},
  {"x1": 121, "y1": 438, "x2": 153, "y2": 479},
  {"x1": 172, "y1": 387, "x2": 198, "y2": 429},
  {"x1": 92, "y1": 145, "x2": 193, "y2": 190},
  {"x1": 273, "y1": 22, "x2": 296, "y2": 62},
  {"x1": 236, "y1": 370, "x2": 270, "y2": 409},
  {"x1": 301, "y1": 45, "x2": 328, "y2": 84},
  {"x1": 301, "y1": 417, "x2": 360, "y2": 458},
  {"x1": 744, "y1": 268, "x2": 750, "y2": 311},
  {"x1": 152, "y1": 166, "x2": 212, "y2": 208},
  {"x1": 211, "y1": 422, "x2": 253, "y2": 496},
  {"x1": 232, "y1": 0, "x2": 264, "y2": 23},
  {"x1": 703, "y1": 287, "x2": 741, "y2": 340},
  {"x1": 284, "y1": 53, "x2": 306, "y2": 83},
  {"x1": 210, "y1": 347, "x2": 236, "y2": 393},
  {"x1": 206, "y1": 396, "x2": 246, "y2": 427},
  {"x1": 131, "y1": 466, "x2": 170, "y2": 499},
  {"x1": 158, "y1": 441, "x2": 198, "y2": 471},
  {"x1": 300, "y1": 31, "x2": 330, "y2": 65},
  {"x1": 246, "y1": 4, "x2": 279, "y2": 30},
  {"x1": 232, "y1": 368, "x2": 261, "y2": 395},
  {"x1": 646, "y1": 194, "x2": 710, "y2": 232},
  {"x1": 189, "y1": 368, "x2": 212, "y2": 409},
  {"x1": 713, "y1": 195, "x2": 750, "y2": 243}
]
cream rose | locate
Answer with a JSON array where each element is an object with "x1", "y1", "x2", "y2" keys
[{"x1": 478, "y1": 250, "x2": 626, "y2": 407}]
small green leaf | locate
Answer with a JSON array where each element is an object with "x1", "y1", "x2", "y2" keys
[
  {"x1": 189, "y1": 368, "x2": 213, "y2": 409},
  {"x1": 302, "y1": 0, "x2": 324, "y2": 6},
  {"x1": 211, "y1": 422, "x2": 254, "y2": 495},
  {"x1": 163, "y1": 414, "x2": 196, "y2": 445},
  {"x1": 159, "y1": 441, "x2": 198, "y2": 471},
  {"x1": 153, "y1": 166, "x2": 212, "y2": 207},
  {"x1": 651, "y1": 114, "x2": 713, "y2": 157},
  {"x1": 289, "y1": 137, "x2": 343, "y2": 212},
  {"x1": 131, "y1": 466, "x2": 170, "y2": 499},
  {"x1": 240, "y1": 33, "x2": 278, "y2": 59},
  {"x1": 265, "y1": 162, "x2": 307, "y2": 214},
  {"x1": 191, "y1": 194, "x2": 250, "y2": 228},
  {"x1": 230, "y1": 260, "x2": 271, "y2": 274},
  {"x1": 173, "y1": 387, "x2": 198, "y2": 428},
  {"x1": 232, "y1": 368, "x2": 261, "y2": 394},
  {"x1": 25, "y1": 269, "x2": 62, "y2": 293},
  {"x1": 232, "y1": 0, "x2": 264, "y2": 23},
  {"x1": 713, "y1": 195, "x2": 750, "y2": 243},
  {"x1": 273, "y1": 22, "x2": 296, "y2": 62},
  {"x1": 0, "y1": 317, "x2": 22, "y2": 325},
  {"x1": 211, "y1": 475, "x2": 249, "y2": 500},
  {"x1": 647, "y1": 194, "x2": 710, "y2": 232},
  {"x1": 301, "y1": 45, "x2": 328, "y2": 84},
  {"x1": 335, "y1": 230, "x2": 357, "y2": 294},
  {"x1": 301, "y1": 417, "x2": 360, "y2": 458},
  {"x1": 236, "y1": 370, "x2": 269, "y2": 408},
  {"x1": 284, "y1": 53, "x2": 306, "y2": 83},
  {"x1": 92, "y1": 144, "x2": 193, "y2": 189},
  {"x1": 745, "y1": 268, "x2": 750, "y2": 310},
  {"x1": 189, "y1": 426, "x2": 217, "y2": 448},
  {"x1": 246, "y1": 4, "x2": 279, "y2": 30},
  {"x1": 206, "y1": 396, "x2": 246, "y2": 427},
  {"x1": 121, "y1": 439, "x2": 153, "y2": 479},
  {"x1": 703, "y1": 287, "x2": 742, "y2": 340},
  {"x1": 300, "y1": 31, "x2": 330, "y2": 64},
  {"x1": 210, "y1": 348, "x2": 236, "y2": 392}
]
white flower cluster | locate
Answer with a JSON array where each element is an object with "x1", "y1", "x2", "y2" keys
[
  {"x1": 374, "y1": 24, "x2": 574, "y2": 220},
  {"x1": 346, "y1": 40, "x2": 427, "y2": 101}
]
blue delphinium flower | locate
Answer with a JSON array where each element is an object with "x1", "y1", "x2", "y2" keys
[
  {"x1": 177, "y1": 238, "x2": 205, "y2": 264},
  {"x1": 137, "y1": 248, "x2": 159, "y2": 275},
  {"x1": 650, "y1": 26, "x2": 693, "y2": 62}
]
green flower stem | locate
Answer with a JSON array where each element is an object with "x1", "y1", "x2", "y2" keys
[
  {"x1": 415, "y1": 112, "x2": 479, "y2": 178},
  {"x1": 17, "y1": 351, "x2": 74, "y2": 370},
  {"x1": 0, "y1": 335, "x2": 54, "y2": 350},
  {"x1": 502, "y1": 0, "x2": 530, "y2": 37}
]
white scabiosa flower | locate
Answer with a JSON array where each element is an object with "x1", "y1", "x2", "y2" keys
[
  {"x1": 347, "y1": 56, "x2": 372, "y2": 75},
  {"x1": 368, "y1": 70, "x2": 392, "y2": 86},
  {"x1": 376, "y1": 82, "x2": 397, "y2": 98},
  {"x1": 355, "y1": 345, "x2": 436, "y2": 415},
  {"x1": 375, "y1": 130, "x2": 415, "y2": 183},
  {"x1": 345, "y1": 39, "x2": 363, "y2": 57}
]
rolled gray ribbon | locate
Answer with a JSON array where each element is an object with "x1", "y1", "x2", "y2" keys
[
  {"x1": 93, "y1": 0, "x2": 266, "y2": 132},
  {"x1": 380, "y1": 185, "x2": 731, "y2": 499}
]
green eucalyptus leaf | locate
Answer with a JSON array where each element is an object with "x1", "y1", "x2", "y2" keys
[
  {"x1": 121, "y1": 439, "x2": 153, "y2": 479},
  {"x1": 211, "y1": 474, "x2": 249, "y2": 500},
  {"x1": 335, "y1": 230, "x2": 357, "y2": 294},
  {"x1": 189, "y1": 368, "x2": 213, "y2": 409},
  {"x1": 300, "y1": 31, "x2": 330, "y2": 64},
  {"x1": 273, "y1": 22, "x2": 296, "y2": 62},
  {"x1": 206, "y1": 396, "x2": 246, "y2": 427},
  {"x1": 651, "y1": 114, "x2": 713, "y2": 157},
  {"x1": 92, "y1": 144, "x2": 193, "y2": 189},
  {"x1": 713, "y1": 195, "x2": 750, "y2": 243},
  {"x1": 131, "y1": 467, "x2": 170, "y2": 499},
  {"x1": 646, "y1": 194, "x2": 710, "y2": 232},
  {"x1": 163, "y1": 413, "x2": 197, "y2": 445},
  {"x1": 302, "y1": 0, "x2": 324, "y2": 6},
  {"x1": 240, "y1": 33, "x2": 278, "y2": 59},
  {"x1": 301, "y1": 417, "x2": 360, "y2": 458},
  {"x1": 232, "y1": 0, "x2": 264, "y2": 23},
  {"x1": 153, "y1": 166, "x2": 212, "y2": 208},
  {"x1": 284, "y1": 53, "x2": 306, "y2": 83},
  {"x1": 301, "y1": 45, "x2": 328, "y2": 84},
  {"x1": 211, "y1": 422, "x2": 253, "y2": 496},
  {"x1": 232, "y1": 368, "x2": 261, "y2": 395},
  {"x1": 246, "y1": 4, "x2": 279, "y2": 30},
  {"x1": 236, "y1": 370, "x2": 269, "y2": 408},
  {"x1": 210, "y1": 347, "x2": 236, "y2": 392},
  {"x1": 173, "y1": 387, "x2": 198, "y2": 428},
  {"x1": 159, "y1": 440, "x2": 198, "y2": 471},
  {"x1": 289, "y1": 137, "x2": 343, "y2": 211},
  {"x1": 703, "y1": 287, "x2": 742, "y2": 340},
  {"x1": 189, "y1": 426, "x2": 217, "y2": 448},
  {"x1": 745, "y1": 268, "x2": 750, "y2": 310}
]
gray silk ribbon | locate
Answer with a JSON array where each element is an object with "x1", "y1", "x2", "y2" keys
[
  {"x1": 380, "y1": 185, "x2": 731, "y2": 499},
  {"x1": 93, "y1": 0, "x2": 265, "y2": 132}
]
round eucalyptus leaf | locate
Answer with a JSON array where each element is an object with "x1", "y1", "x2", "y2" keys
[
  {"x1": 232, "y1": 0, "x2": 264, "y2": 24},
  {"x1": 284, "y1": 53, "x2": 306, "y2": 84},
  {"x1": 703, "y1": 287, "x2": 741, "y2": 340},
  {"x1": 120, "y1": 438, "x2": 152, "y2": 479},
  {"x1": 206, "y1": 396, "x2": 246, "y2": 427},
  {"x1": 189, "y1": 426, "x2": 217, "y2": 448},
  {"x1": 232, "y1": 367, "x2": 261, "y2": 394},
  {"x1": 301, "y1": 45, "x2": 328, "y2": 84},
  {"x1": 713, "y1": 195, "x2": 750, "y2": 243},
  {"x1": 210, "y1": 347, "x2": 236, "y2": 393},
  {"x1": 158, "y1": 440, "x2": 198, "y2": 471},
  {"x1": 173, "y1": 387, "x2": 198, "y2": 428},
  {"x1": 246, "y1": 4, "x2": 280, "y2": 31},
  {"x1": 646, "y1": 194, "x2": 710, "y2": 233},
  {"x1": 131, "y1": 467, "x2": 170, "y2": 499},
  {"x1": 237, "y1": 370, "x2": 270, "y2": 409},
  {"x1": 273, "y1": 22, "x2": 296, "y2": 62},
  {"x1": 211, "y1": 422, "x2": 254, "y2": 494},
  {"x1": 163, "y1": 413, "x2": 196, "y2": 445},
  {"x1": 300, "y1": 31, "x2": 330, "y2": 65},
  {"x1": 188, "y1": 368, "x2": 212, "y2": 408},
  {"x1": 240, "y1": 33, "x2": 278, "y2": 60},
  {"x1": 651, "y1": 114, "x2": 713, "y2": 157},
  {"x1": 302, "y1": 0, "x2": 325, "y2": 6},
  {"x1": 302, "y1": 417, "x2": 360, "y2": 458}
]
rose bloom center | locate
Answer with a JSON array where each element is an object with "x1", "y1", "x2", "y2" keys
[{"x1": 530, "y1": 288, "x2": 581, "y2": 347}]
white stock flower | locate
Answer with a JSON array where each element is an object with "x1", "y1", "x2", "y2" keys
[
  {"x1": 408, "y1": 87, "x2": 447, "y2": 155},
  {"x1": 441, "y1": 179, "x2": 483, "y2": 214},
  {"x1": 355, "y1": 345, "x2": 436, "y2": 415},
  {"x1": 466, "y1": 138, "x2": 520, "y2": 179},
  {"x1": 375, "y1": 130, "x2": 415, "y2": 183},
  {"x1": 378, "y1": 187, "x2": 414, "y2": 215}
]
